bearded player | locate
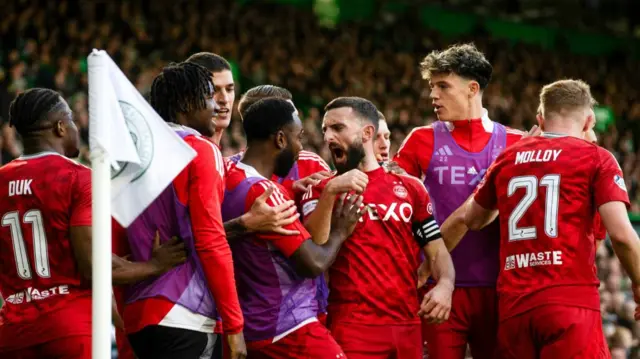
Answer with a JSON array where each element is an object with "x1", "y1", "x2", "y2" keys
[
  {"x1": 465, "y1": 79, "x2": 640, "y2": 358},
  {"x1": 222, "y1": 98, "x2": 364, "y2": 358},
  {"x1": 393, "y1": 43, "x2": 523, "y2": 358},
  {"x1": 300, "y1": 97, "x2": 455, "y2": 358}
]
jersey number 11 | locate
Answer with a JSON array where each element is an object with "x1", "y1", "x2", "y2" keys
[{"x1": 2, "y1": 210, "x2": 51, "y2": 280}]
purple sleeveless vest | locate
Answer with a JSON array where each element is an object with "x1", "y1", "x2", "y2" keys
[
  {"x1": 124, "y1": 129, "x2": 217, "y2": 319},
  {"x1": 227, "y1": 154, "x2": 328, "y2": 313},
  {"x1": 222, "y1": 175, "x2": 318, "y2": 341},
  {"x1": 424, "y1": 121, "x2": 506, "y2": 287}
]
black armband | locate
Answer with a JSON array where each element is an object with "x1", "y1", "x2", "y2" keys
[{"x1": 412, "y1": 216, "x2": 441, "y2": 248}]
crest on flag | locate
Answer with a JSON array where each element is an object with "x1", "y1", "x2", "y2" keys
[{"x1": 111, "y1": 101, "x2": 154, "y2": 182}]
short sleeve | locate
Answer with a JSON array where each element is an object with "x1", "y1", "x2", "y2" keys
[
  {"x1": 473, "y1": 158, "x2": 500, "y2": 210},
  {"x1": 593, "y1": 212, "x2": 607, "y2": 241},
  {"x1": 402, "y1": 175, "x2": 432, "y2": 223},
  {"x1": 70, "y1": 168, "x2": 92, "y2": 226},
  {"x1": 248, "y1": 181, "x2": 311, "y2": 257},
  {"x1": 299, "y1": 178, "x2": 330, "y2": 219},
  {"x1": 393, "y1": 127, "x2": 432, "y2": 178},
  {"x1": 593, "y1": 148, "x2": 630, "y2": 208}
]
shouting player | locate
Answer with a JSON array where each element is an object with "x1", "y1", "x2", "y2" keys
[
  {"x1": 465, "y1": 79, "x2": 640, "y2": 358},
  {"x1": 0, "y1": 88, "x2": 186, "y2": 359},
  {"x1": 393, "y1": 43, "x2": 523, "y2": 358},
  {"x1": 222, "y1": 98, "x2": 358, "y2": 358},
  {"x1": 119, "y1": 63, "x2": 246, "y2": 359},
  {"x1": 301, "y1": 97, "x2": 455, "y2": 358}
]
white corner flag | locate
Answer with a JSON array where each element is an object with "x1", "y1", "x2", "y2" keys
[{"x1": 87, "y1": 49, "x2": 196, "y2": 359}]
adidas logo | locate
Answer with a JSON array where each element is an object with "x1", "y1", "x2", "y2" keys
[
  {"x1": 436, "y1": 145, "x2": 453, "y2": 157},
  {"x1": 467, "y1": 167, "x2": 477, "y2": 175}
]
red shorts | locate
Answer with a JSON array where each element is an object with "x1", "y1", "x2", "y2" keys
[
  {"x1": 497, "y1": 305, "x2": 610, "y2": 359},
  {"x1": 421, "y1": 285, "x2": 498, "y2": 359},
  {"x1": 330, "y1": 321, "x2": 421, "y2": 359},
  {"x1": 247, "y1": 321, "x2": 344, "y2": 359},
  {"x1": 0, "y1": 335, "x2": 91, "y2": 359}
]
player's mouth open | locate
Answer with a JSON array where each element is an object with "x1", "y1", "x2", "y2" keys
[
  {"x1": 217, "y1": 108, "x2": 230, "y2": 117},
  {"x1": 433, "y1": 104, "x2": 443, "y2": 113},
  {"x1": 330, "y1": 145, "x2": 346, "y2": 163}
]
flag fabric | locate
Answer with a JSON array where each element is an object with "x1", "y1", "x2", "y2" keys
[{"x1": 88, "y1": 49, "x2": 197, "y2": 227}]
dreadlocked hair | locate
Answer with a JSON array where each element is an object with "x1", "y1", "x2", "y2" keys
[
  {"x1": 8, "y1": 88, "x2": 64, "y2": 136},
  {"x1": 150, "y1": 62, "x2": 213, "y2": 123}
]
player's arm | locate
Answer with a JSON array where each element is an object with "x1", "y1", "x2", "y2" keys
[
  {"x1": 409, "y1": 179, "x2": 454, "y2": 324},
  {"x1": 187, "y1": 139, "x2": 244, "y2": 334},
  {"x1": 594, "y1": 149, "x2": 640, "y2": 305},
  {"x1": 392, "y1": 127, "x2": 431, "y2": 178},
  {"x1": 464, "y1": 161, "x2": 500, "y2": 230},
  {"x1": 224, "y1": 186, "x2": 300, "y2": 241},
  {"x1": 292, "y1": 193, "x2": 363, "y2": 277},
  {"x1": 68, "y1": 170, "x2": 186, "y2": 285},
  {"x1": 303, "y1": 169, "x2": 368, "y2": 245}
]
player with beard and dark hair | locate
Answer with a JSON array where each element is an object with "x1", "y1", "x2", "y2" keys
[
  {"x1": 0, "y1": 88, "x2": 187, "y2": 359},
  {"x1": 221, "y1": 97, "x2": 360, "y2": 358},
  {"x1": 300, "y1": 96, "x2": 455, "y2": 358}
]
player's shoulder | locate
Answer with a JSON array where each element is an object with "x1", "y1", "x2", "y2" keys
[
  {"x1": 248, "y1": 178, "x2": 291, "y2": 202},
  {"x1": 403, "y1": 125, "x2": 434, "y2": 142},
  {"x1": 393, "y1": 172, "x2": 427, "y2": 193}
]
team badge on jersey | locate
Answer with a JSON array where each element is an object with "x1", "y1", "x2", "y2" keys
[
  {"x1": 393, "y1": 184, "x2": 408, "y2": 199},
  {"x1": 427, "y1": 202, "x2": 433, "y2": 215},
  {"x1": 614, "y1": 174, "x2": 627, "y2": 192}
]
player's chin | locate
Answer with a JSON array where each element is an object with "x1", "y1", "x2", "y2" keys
[{"x1": 216, "y1": 115, "x2": 231, "y2": 130}]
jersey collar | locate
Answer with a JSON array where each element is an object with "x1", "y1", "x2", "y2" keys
[{"x1": 444, "y1": 108, "x2": 492, "y2": 132}]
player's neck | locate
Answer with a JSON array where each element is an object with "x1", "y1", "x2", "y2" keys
[
  {"x1": 242, "y1": 146, "x2": 276, "y2": 179},
  {"x1": 210, "y1": 129, "x2": 225, "y2": 146},
  {"x1": 21, "y1": 137, "x2": 64, "y2": 157},
  {"x1": 451, "y1": 99, "x2": 483, "y2": 122},
  {"x1": 542, "y1": 124, "x2": 584, "y2": 139},
  {"x1": 360, "y1": 153, "x2": 380, "y2": 173}
]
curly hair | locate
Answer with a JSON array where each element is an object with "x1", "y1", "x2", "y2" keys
[{"x1": 420, "y1": 43, "x2": 493, "y2": 90}]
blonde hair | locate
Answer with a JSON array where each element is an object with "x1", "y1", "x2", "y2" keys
[{"x1": 539, "y1": 79, "x2": 596, "y2": 119}]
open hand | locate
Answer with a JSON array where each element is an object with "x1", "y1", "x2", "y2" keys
[
  {"x1": 149, "y1": 231, "x2": 187, "y2": 273},
  {"x1": 243, "y1": 186, "x2": 300, "y2": 235},
  {"x1": 332, "y1": 193, "x2": 365, "y2": 236}
]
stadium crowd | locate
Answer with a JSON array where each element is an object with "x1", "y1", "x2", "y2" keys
[{"x1": 1, "y1": 0, "x2": 640, "y2": 357}]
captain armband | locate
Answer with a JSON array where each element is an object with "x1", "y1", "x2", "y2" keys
[{"x1": 412, "y1": 216, "x2": 441, "y2": 248}]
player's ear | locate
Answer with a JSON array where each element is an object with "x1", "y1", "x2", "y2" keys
[
  {"x1": 54, "y1": 120, "x2": 66, "y2": 138},
  {"x1": 583, "y1": 110, "x2": 596, "y2": 133},
  {"x1": 362, "y1": 124, "x2": 375, "y2": 143},
  {"x1": 536, "y1": 113, "x2": 545, "y2": 131},
  {"x1": 468, "y1": 81, "x2": 480, "y2": 98},
  {"x1": 274, "y1": 130, "x2": 287, "y2": 150}
]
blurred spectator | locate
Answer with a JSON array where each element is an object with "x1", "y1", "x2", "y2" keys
[{"x1": 2, "y1": 0, "x2": 640, "y2": 355}]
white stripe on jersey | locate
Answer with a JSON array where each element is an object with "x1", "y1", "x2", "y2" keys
[
  {"x1": 192, "y1": 136, "x2": 225, "y2": 178},
  {"x1": 258, "y1": 181, "x2": 286, "y2": 206}
]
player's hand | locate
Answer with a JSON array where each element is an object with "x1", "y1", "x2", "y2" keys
[
  {"x1": 292, "y1": 171, "x2": 332, "y2": 194},
  {"x1": 522, "y1": 125, "x2": 542, "y2": 138},
  {"x1": 326, "y1": 169, "x2": 368, "y2": 194},
  {"x1": 417, "y1": 260, "x2": 432, "y2": 288},
  {"x1": 332, "y1": 193, "x2": 365, "y2": 236},
  {"x1": 632, "y1": 283, "x2": 640, "y2": 320},
  {"x1": 383, "y1": 161, "x2": 407, "y2": 175},
  {"x1": 149, "y1": 231, "x2": 187, "y2": 274},
  {"x1": 242, "y1": 186, "x2": 300, "y2": 235},
  {"x1": 226, "y1": 332, "x2": 247, "y2": 359},
  {"x1": 418, "y1": 282, "x2": 453, "y2": 324}
]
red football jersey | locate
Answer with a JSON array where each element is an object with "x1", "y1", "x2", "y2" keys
[
  {"x1": 300, "y1": 167, "x2": 434, "y2": 324},
  {"x1": 0, "y1": 152, "x2": 92, "y2": 351},
  {"x1": 474, "y1": 135, "x2": 630, "y2": 321}
]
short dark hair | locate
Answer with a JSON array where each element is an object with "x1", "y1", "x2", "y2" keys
[
  {"x1": 420, "y1": 43, "x2": 493, "y2": 90},
  {"x1": 185, "y1": 52, "x2": 231, "y2": 73},
  {"x1": 238, "y1": 85, "x2": 293, "y2": 118},
  {"x1": 9, "y1": 88, "x2": 66, "y2": 136},
  {"x1": 377, "y1": 110, "x2": 386, "y2": 121},
  {"x1": 243, "y1": 98, "x2": 297, "y2": 143},
  {"x1": 150, "y1": 62, "x2": 213, "y2": 123},
  {"x1": 324, "y1": 96, "x2": 379, "y2": 132}
]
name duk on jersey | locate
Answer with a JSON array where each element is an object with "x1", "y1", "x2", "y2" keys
[{"x1": 504, "y1": 251, "x2": 563, "y2": 270}]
